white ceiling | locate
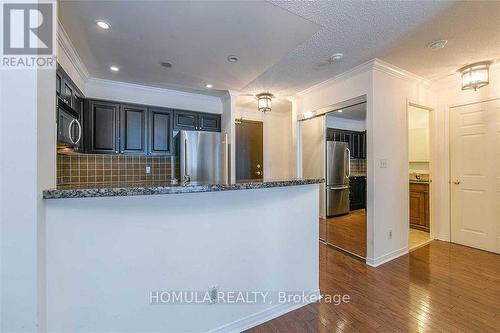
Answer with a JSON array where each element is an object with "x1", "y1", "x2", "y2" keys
[
  {"x1": 59, "y1": 1, "x2": 500, "y2": 97},
  {"x1": 327, "y1": 103, "x2": 366, "y2": 122}
]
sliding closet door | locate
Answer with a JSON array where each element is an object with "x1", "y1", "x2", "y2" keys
[{"x1": 300, "y1": 115, "x2": 326, "y2": 218}]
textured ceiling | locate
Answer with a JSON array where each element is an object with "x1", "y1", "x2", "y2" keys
[
  {"x1": 326, "y1": 103, "x2": 366, "y2": 121},
  {"x1": 58, "y1": 0, "x2": 319, "y2": 97},
  {"x1": 59, "y1": 1, "x2": 500, "y2": 98}
]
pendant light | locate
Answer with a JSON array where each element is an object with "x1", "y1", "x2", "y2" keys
[{"x1": 256, "y1": 93, "x2": 273, "y2": 113}]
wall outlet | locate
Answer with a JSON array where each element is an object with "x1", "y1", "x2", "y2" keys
[
  {"x1": 388, "y1": 229, "x2": 393, "y2": 239},
  {"x1": 208, "y1": 285, "x2": 219, "y2": 304},
  {"x1": 145, "y1": 166, "x2": 151, "y2": 174}
]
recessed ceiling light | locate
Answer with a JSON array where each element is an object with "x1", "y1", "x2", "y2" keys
[
  {"x1": 205, "y1": 83, "x2": 213, "y2": 89},
  {"x1": 96, "y1": 20, "x2": 110, "y2": 30},
  {"x1": 110, "y1": 66, "x2": 119, "y2": 72},
  {"x1": 160, "y1": 62, "x2": 172, "y2": 68},
  {"x1": 337, "y1": 109, "x2": 343, "y2": 113},
  {"x1": 428, "y1": 39, "x2": 448, "y2": 50},
  {"x1": 227, "y1": 55, "x2": 239, "y2": 63}
]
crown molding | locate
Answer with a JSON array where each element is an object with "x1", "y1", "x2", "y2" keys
[
  {"x1": 296, "y1": 58, "x2": 430, "y2": 97},
  {"x1": 56, "y1": 20, "x2": 89, "y2": 84},
  {"x1": 86, "y1": 77, "x2": 223, "y2": 102}
]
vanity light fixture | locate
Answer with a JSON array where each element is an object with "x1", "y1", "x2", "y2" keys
[
  {"x1": 459, "y1": 61, "x2": 492, "y2": 91},
  {"x1": 96, "y1": 20, "x2": 110, "y2": 30},
  {"x1": 256, "y1": 93, "x2": 273, "y2": 113},
  {"x1": 110, "y1": 66, "x2": 119, "y2": 72}
]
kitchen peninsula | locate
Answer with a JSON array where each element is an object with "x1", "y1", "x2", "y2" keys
[{"x1": 43, "y1": 179, "x2": 322, "y2": 332}]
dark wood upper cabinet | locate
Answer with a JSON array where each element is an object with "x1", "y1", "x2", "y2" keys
[
  {"x1": 86, "y1": 100, "x2": 119, "y2": 154},
  {"x1": 173, "y1": 110, "x2": 198, "y2": 130},
  {"x1": 148, "y1": 108, "x2": 173, "y2": 155},
  {"x1": 198, "y1": 113, "x2": 221, "y2": 132},
  {"x1": 327, "y1": 128, "x2": 366, "y2": 159},
  {"x1": 120, "y1": 104, "x2": 147, "y2": 155}
]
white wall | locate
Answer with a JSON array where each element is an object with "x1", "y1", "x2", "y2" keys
[
  {"x1": 235, "y1": 97, "x2": 293, "y2": 180},
  {"x1": 429, "y1": 63, "x2": 500, "y2": 241},
  {"x1": 1, "y1": 44, "x2": 56, "y2": 333},
  {"x1": 45, "y1": 186, "x2": 320, "y2": 332}
]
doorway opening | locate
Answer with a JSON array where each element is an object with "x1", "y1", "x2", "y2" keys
[
  {"x1": 407, "y1": 103, "x2": 432, "y2": 250},
  {"x1": 235, "y1": 119, "x2": 263, "y2": 182}
]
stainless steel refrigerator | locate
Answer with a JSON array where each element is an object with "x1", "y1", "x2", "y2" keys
[
  {"x1": 326, "y1": 141, "x2": 350, "y2": 216},
  {"x1": 178, "y1": 130, "x2": 229, "y2": 184}
]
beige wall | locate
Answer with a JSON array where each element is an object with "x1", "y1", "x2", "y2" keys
[{"x1": 235, "y1": 97, "x2": 293, "y2": 180}]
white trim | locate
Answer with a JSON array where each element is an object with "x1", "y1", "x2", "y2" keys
[
  {"x1": 365, "y1": 247, "x2": 408, "y2": 267},
  {"x1": 56, "y1": 20, "x2": 89, "y2": 84},
  {"x1": 208, "y1": 289, "x2": 320, "y2": 333},
  {"x1": 296, "y1": 58, "x2": 429, "y2": 97},
  {"x1": 449, "y1": 96, "x2": 500, "y2": 109},
  {"x1": 86, "y1": 77, "x2": 222, "y2": 103}
]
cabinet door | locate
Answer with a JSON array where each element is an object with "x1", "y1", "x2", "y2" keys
[
  {"x1": 352, "y1": 133, "x2": 360, "y2": 158},
  {"x1": 198, "y1": 113, "x2": 221, "y2": 132},
  {"x1": 148, "y1": 108, "x2": 173, "y2": 155},
  {"x1": 173, "y1": 110, "x2": 198, "y2": 130},
  {"x1": 56, "y1": 73, "x2": 61, "y2": 97},
  {"x1": 63, "y1": 81, "x2": 73, "y2": 108},
  {"x1": 87, "y1": 101, "x2": 119, "y2": 154},
  {"x1": 120, "y1": 105, "x2": 147, "y2": 154}
]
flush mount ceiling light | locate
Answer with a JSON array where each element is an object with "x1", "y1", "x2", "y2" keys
[
  {"x1": 227, "y1": 55, "x2": 239, "y2": 63},
  {"x1": 428, "y1": 39, "x2": 448, "y2": 50},
  {"x1": 109, "y1": 66, "x2": 119, "y2": 72},
  {"x1": 96, "y1": 20, "x2": 110, "y2": 30},
  {"x1": 256, "y1": 93, "x2": 273, "y2": 113},
  {"x1": 205, "y1": 83, "x2": 213, "y2": 89},
  {"x1": 458, "y1": 61, "x2": 492, "y2": 91},
  {"x1": 329, "y1": 53, "x2": 343, "y2": 62}
]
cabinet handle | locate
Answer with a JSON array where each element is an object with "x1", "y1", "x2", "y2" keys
[{"x1": 68, "y1": 119, "x2": 76, "y2": 144}]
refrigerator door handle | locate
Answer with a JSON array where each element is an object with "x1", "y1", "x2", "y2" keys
[
  {"x1": 345, "y1": 147, "x2": 351, "y2": 178},
  {"x1": 223, "y1": 132, "x2": 229, "y2": 184},
  {"x1": 183, "y1": 136, "x2": 190, "y2": 183},
  {"x1": 329, "y1": 185, "x2": 349, "y2": 190}
]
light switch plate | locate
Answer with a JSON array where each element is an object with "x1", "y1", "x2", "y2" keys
[
  {"x1": 145, "y1": 166, "x2": 151, "y2": 174},
  {"x1": 379, "y1": 159, "x2": 388, "y2": 168}
]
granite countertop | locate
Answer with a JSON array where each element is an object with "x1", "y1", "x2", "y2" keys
[{"x1": 43, "y1": 179, "x2": 325, "y2": 199}]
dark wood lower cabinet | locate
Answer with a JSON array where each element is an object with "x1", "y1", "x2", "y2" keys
[
  {"x1": 349, "y1": 176, "x2": 366, "y2": 210},
  {"x1": 409, "y1": 182, "x2": 429, "y2": 232}
]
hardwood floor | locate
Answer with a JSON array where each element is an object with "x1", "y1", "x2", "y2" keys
[
  {"x1": 322, "y1": 209, "x2": 366, "y2": 258},
  {"x1": 247, "y1": 241, "x2": 500, "y2": 332}
]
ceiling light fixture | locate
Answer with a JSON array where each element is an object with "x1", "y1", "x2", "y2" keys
[
  {"x1": 458, "y1": 61, "x2": 492, "y2": 91},
  {"x1": 96, "y1": 20, "x2": 110, "y2": 30},
  {"x1": 160, "y1": 62, "x2": 172, "y2": 68},
  {"x1": 227, "y1": 55, "x2": 239, "y2": 63},
  {"x1": 110, "y1": 66, "x2": 119, "y2": 72},
  {"x1": 256, "y1": 93, "x2": 273, "y2": 113},
  {"x1": 337, "y1": 109, "x2": 343, "y2": 113},
  {"x1": 428, "y1": 39, "x2": 448, "y2": 50},
  {"x1": 330, "y1": 53, "x2": 343, "y2": 62},
  {"x1": 205, "y1": 83, "x2": 213, "y2": 89}
]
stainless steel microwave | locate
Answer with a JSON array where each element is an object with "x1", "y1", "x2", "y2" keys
[{"x1": 57, "y1": 100, "x2": 82, "y2": 149}]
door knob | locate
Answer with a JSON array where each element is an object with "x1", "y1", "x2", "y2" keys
[{"x1": 453, "y1": 180, "x2": 460, "y2": 185}]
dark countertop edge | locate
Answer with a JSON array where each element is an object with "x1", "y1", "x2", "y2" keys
[
  {"x1": 43, "y1": 179, "x2": 325, "y2": 200},
  {"x1": 409, "y1": 180, "x2": 430, "y2": 184}
]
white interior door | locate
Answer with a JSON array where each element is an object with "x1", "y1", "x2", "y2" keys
[{"x1": 450, "y1": 99, "x2": 499, "y2": 253}]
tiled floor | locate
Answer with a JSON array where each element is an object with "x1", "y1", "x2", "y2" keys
[{"x1": 410, "y1": 228, "x2": 430, "y2": 250}]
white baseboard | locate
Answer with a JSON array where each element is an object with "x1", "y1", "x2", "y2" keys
[
  {"x1": 208, "y1": 289, "x2": 321, "y2": 333},
  {"x1": 366, "y1": 247, "x2": 408, "y2": 267}
]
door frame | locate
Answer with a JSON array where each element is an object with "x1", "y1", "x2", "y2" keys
[
  {"x1": 235, "y1": 118, "x2": 264, "y2": 181},
  {"x1": 407, "y1": 101, "x2": 435, "y2": 250}
]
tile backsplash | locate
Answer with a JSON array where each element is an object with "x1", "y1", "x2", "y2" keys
[
  {"x1": 57, "y1": 153, "x2": 175, "y2": 186},
  {"x1": 350, "y1": 159, "x2": 366, "y2": 176}
]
